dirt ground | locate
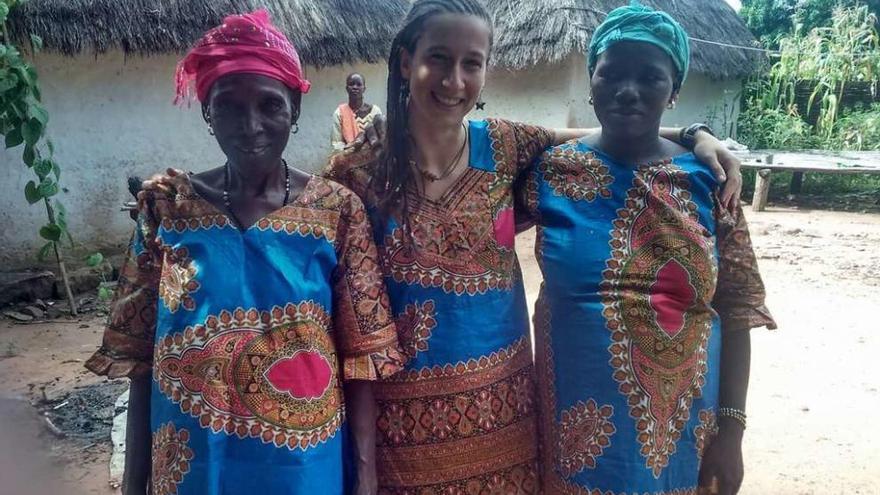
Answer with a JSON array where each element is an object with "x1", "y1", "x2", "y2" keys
[
  {"x1": 1, "y1": 204, "x2": 878, "y2": 494},
  {"x1": 0, "y1": 316, "x2": 118, "y2": 495}
]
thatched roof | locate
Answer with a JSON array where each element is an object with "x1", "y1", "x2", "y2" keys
[
  {"x1": 491, "y1": 0, "x2": 766, "y2": 78},
  {"x1": 7, "y1": 0, "x2": 409, "y2": 67},
  {"x1": 8, "y1": 0, "x2": 764, "y2": 77}
]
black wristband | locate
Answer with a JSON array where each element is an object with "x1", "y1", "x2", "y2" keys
[{"x1": 679, "y1": 123, "x2": 715, "y2": 149}]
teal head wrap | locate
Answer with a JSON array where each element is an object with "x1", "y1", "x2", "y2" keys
[{"x1": 588, "y1": 1, "x2": 690, "y2": 85}]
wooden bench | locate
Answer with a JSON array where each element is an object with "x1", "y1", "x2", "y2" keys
[{"x1": 731, "y1": 150, "x2": 880, "y2": 211}]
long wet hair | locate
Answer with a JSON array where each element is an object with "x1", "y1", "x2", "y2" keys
[{"x1": 374, "y1": 0, "x2": 494, "y2": 224}]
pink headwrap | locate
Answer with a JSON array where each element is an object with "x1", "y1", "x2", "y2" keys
[{"x1": 174, "y1": 9, "x2": 311, "y2": 104}]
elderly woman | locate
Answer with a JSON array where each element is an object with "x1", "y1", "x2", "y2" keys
[
  {"x1": 522, "y1": 4, "x2": 777, "y2": 495},
  {"x1": 85, "y1": 10, "x2": 403, "y2": 495}
]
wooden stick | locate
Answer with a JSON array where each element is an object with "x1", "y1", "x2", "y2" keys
[
  {"x1": 12, "y1": 319, "x2": 82, "y2": 325},
  {"x1": 752, "y1": 168, "x2": 772, "y2": 212},
  {"x1": 44, "y1": 200, "x2": 78, "y2": 316}
]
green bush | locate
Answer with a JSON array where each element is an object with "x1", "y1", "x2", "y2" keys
[
  {"x1": 826, "y1": 103, "x2": 880, "y2": 150},
  {"x1": 739, "y1": 98, "x2": 880, "y2": 152},
  {"x1": 737, "y1": 106, "x2": 817, "y2": 150}
]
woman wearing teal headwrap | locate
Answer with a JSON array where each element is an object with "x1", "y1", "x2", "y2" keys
[
  {"x1": 588, "y1": 1, "x2": 691, "y2": 85},
  {"x1": 523, "y1": 3, "x2": 775, "y2": 494}
]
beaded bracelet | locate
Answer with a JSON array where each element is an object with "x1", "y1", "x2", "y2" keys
[{"x1": 717, "y1": 407, "x2": 747, "y2": 429}]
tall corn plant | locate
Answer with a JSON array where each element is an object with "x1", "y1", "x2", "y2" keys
[{"x1": 770, "y1": 5, "x2": 880, "y2": 139}]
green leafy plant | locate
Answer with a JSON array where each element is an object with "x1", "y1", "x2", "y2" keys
[
  {"x1": 826, "y1": 103, "x2": 880, "y2": 150},
  {"x1": 1, "y1": 0, "x2": 78, "y2": 315},
  {"x1": 85, "y1": 252, "x2": 114, "y2": 304},
  {"x1": 737, "y1": 99, "x2": 817, "y2": 149}
]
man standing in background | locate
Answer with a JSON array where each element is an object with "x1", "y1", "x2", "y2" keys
[{"x1": 331, "y1": 73, "x2": 382, "y2": 151}]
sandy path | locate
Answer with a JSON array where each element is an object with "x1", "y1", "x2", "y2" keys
[
  {"x1": 733, "y1": 208, "x2": 880, "y2": 494},
  {"x1": 1, "y1": 205, "x2": 878, "y2": 494}
]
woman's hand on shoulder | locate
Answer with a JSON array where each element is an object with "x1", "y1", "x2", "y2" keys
[
  {"x1": 692, "y1": 132, "x2": 742, "y2": 212},
  {"x1": 141, "y1": 168, "x2": 186, "y2": 197}
]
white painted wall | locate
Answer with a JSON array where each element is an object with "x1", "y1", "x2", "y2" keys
[
  {"x1": 0, "y1": 50, "x2": 742, "y2": 268},
  {"x1": 667, "y1": 74, "x2": 743, "y2": 139},
  {"x1": 474, "y1": 57, "x2": 582, "y2": 128}
]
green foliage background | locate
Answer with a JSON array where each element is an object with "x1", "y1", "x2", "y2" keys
[
  {"x1": 740, "y1": 0, "x2": 880, "y2": 47},
  {"x1": 738, "y1": 3, "x2": 880, "y2": 199}
]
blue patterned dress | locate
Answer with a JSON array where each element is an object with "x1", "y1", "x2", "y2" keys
[
  {"x1": 327, "y1": 119, "x2": 554, "y2": 494},
  {"x1": 522, "y1": 141, "x2": 776, "y2": 494},
  {"x1": 86, "y1": 174, "x2": 404, "y2": 494}
]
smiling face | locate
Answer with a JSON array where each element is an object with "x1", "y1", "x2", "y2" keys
[
  {"x1": 204, "y1": 73, "x2": 300, "y2": 172},
  {"x1": 346, "y1": 73, "x2": 365, "y2": 99},
  {"x1": 400, "y1": 13, "x2": 491, "y2": 128},
  {"x1": 590, "y1": 41, "x2": 679, "y2": 140}
]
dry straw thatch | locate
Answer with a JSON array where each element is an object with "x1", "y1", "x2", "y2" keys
[
  {"x1": 8, "y1": 0, "x2": 764, "y2": 77},
  {"x1": 7, "y1": 0, "x2": 409, "y2": 67},
  {"x1": 491, "y1": 0, "x2": 765, "y2": 78}
]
